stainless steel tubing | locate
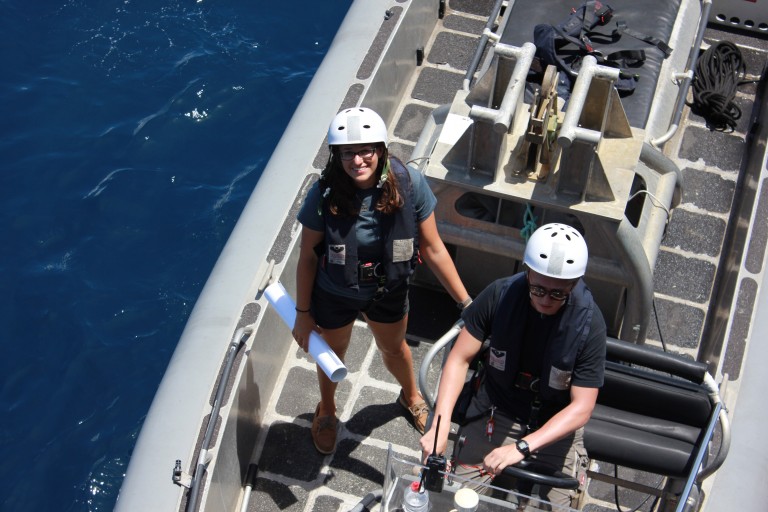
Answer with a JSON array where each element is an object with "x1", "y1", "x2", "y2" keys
[
  {"x1": 558, "y1": 56, "x2": 620, "y2": 148},
  {"x1": 462, "y1": 0, "x2": 507, "y2": 91},
  {"x1": 674, "y1": 401, "x2": 724, "y2": 512},
  {"x1": 469, "y1": 42, "x2": 536, "y2": 134},
  {"x1": 187, "y1": 326, "x2": 252, "y2": 512},
  {"x1": 652, "y1": 0, "x2": 713, "y2": 148},
  {"x1": 591, "y1": 219, "x2": 653, "y2": 344},
  {"x1": 697, "y1": 373, "x2": 731, "y2": 482},
  {"x1": 418, "y1": 320, "x2": 464, "y2": 410}
]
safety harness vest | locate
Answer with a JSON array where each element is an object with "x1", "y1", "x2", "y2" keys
[
  {"x1": 486, "y1": 273, "x2": 596, "y2": 426},
  {"x1": 320, "y1": 158, "x2": 419, "y2": 294}
]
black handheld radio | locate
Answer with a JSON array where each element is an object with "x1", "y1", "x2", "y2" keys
[{"x1": 422, "y1": 415, "x2": 447, "y2": 492}]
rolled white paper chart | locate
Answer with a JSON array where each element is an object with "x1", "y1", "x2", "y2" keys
[{"x1": 263, "y1": 282, "x2": 348, "y2": 382}]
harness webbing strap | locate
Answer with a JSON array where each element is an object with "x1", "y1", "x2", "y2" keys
[
  {"x1": 614, "y1": 21, "x2": 673, "y2": 57},
  {"x1": 604, "y1": 49, "x2": 646, "y2": 68}
]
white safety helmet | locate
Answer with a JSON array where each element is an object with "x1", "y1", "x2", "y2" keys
[
  {"x1": 327, "y1": 107, "x2": 389, "y2": 146},
  {"x1": 523, "y1": 223, "x2": 588, "y2": 279}
]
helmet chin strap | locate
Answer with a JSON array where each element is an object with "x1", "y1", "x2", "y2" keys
[{"x1": 377, "y1": 158, "x2": 390, "y2": 189}]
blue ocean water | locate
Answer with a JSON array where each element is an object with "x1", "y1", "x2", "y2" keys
[{"x1": 0, "y1": 1, "x2": 350, "y2": 510}]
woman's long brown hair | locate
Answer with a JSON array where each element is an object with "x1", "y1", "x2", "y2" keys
[{"x1": 319, "y1": 144, "x2": 404, "y2": 216}]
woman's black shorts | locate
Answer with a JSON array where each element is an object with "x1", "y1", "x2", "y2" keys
[{"x1": 311, "y1": 280, "x2": 409, "y2": 329}]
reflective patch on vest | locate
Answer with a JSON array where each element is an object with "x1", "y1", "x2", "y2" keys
[
  {"x1": 549, "y1": 367, "x2": 572, "y2": 390},
  {"x1": 392, "y1": 238, "x2": 414, "y2": 263},
  {"x1": 328, "y1": 244, "x2": 346, "y2": 265},
  {"x1": 489, "y1": 348, "x2": 507, "y2": 371}
]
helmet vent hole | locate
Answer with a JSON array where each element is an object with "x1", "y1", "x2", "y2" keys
[
  {"x1": 566, "y1": 259, "x2": 574, "y2": 264},
  {"x1": 539, "y1": 253, "x2": 548, "y2": 259},
  {"x1": 363, "y1": 124, "x2": 371, "y2": 129}
]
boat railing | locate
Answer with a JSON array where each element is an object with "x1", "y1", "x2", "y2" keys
[
  {"x1": 177, "y1": 326, "x2": 253, "y2": 512},
  {"x1": 463, "y1": 0, "x2": 506, "y2": 91},
  {"x1": 418, "y1": 320, "x2": 463, "y2": 410},
  {"x1": 651, "y1": 0, "x2": 713, "y2": 147}
]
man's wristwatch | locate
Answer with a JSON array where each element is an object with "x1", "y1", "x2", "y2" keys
[
  {"x1": 457, "y1": 297, "x2": 473, "y2": 310},
  {"x1": 515, "y1": 439, "x2": 531, "y2": 459}
]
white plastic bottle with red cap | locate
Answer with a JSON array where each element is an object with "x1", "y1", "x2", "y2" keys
[{"x1": 402, "y1": 480, "x2": 430, "y2": 512}]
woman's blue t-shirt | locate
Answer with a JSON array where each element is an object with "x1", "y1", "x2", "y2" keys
[{"x1": 297, "y1": 164, "x2": 437, "y2": 299}]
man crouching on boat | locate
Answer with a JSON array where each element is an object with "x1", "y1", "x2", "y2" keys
[
  {"x1": 293, "y1": 107, "x2": 471, "y2": 455},
  {"x1": 420, "y1": 223, "x2": 606, "y2": 509}
]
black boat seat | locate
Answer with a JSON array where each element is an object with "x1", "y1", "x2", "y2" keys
[
  {"x1": 500, "y1": 0, "x2": 682, "y2": 129},
  {"x1": 583, "y1": 339, "x2": 713, "y2": 479},
  {"x1": 442, "y1": 338, "x2": 714, "y2": 483}
]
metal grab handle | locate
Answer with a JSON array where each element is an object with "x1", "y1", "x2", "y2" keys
[
  {"x1": 418, "y1": 320, "x2": 464, "y2": 410},
  {"x1": 652, "y1": 0, "x2": 713, "y2": 147},
  {"x1": 186, "y1": 326, "x2": 253, "y2": 512},
  {"x1": 557, "y1": 55, "x2": 620, "y2": 148},
  {"x1": 502, "y1": 459, "x2": 580, "y2": 490},
  {"x1": 469, "y1": 42, "x2": 536, "y2": 134}
]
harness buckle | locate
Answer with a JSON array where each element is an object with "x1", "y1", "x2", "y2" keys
[
  {"x1": 526, "y1": 398, "x2": 543, "y2": 434},
  {"x1": 580, "y1": 35, "x2": 595, "y2": 53},
  {"x1": 515, "y1": 371, "x2": 532, "y2": 390},
  {"x1": 514, "y1": 372, "x2": 541, "y2": 391},
  {"x1": 358, "y1": 261, "x2": 384, "y2": 282},
  {"x1": 595, "y1": 4, "x2": 613, "y2": 25}
]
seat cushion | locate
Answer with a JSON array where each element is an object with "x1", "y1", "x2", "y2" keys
[{"x1": 584, "y1": 409, "x2": 698, "y2": 478}]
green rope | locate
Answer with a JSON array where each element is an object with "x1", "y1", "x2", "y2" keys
[{"x1": 520, "y1": 204, "x2": 538, "y2": 241}]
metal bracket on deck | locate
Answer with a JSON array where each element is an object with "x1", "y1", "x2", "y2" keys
[
  {"x1": 468, "y1": 42, "x2": 536, "y2": 135},
  {"x1": 172, "y1": 459, "x2": 193, "y2": 489},
  {"x1": 254, "y1": 259, "x2": 276, "y2": 299},
  {"x1": 556, "y1": 55, "x2": 633, "y2": 202}
]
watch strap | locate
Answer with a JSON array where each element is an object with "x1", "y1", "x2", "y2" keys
[
  {"x1": 516, "y1": 439, "x2": 531, "y2": 459},
  {"x1": 457, "y1": 297, "x2": 473, "y2": 310}
]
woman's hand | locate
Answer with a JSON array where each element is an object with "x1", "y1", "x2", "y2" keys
[
  {"x1": 294, "y1": 226, "x2": 324, "y2": 352},
  {"x1": 292, "y1": 312, "x2": 321, "y2": 353}
]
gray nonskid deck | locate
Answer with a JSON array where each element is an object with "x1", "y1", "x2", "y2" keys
[
  {"x1": 245, "y1": 2, "x2": 768, "y2": 510},
  {"x1": 248, "y1": 324, "x2": 436, "y2": 511}
]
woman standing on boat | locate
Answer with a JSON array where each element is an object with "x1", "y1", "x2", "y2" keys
[{"x1": 293, "y1": 107, "x2": 471, "y2": 454}]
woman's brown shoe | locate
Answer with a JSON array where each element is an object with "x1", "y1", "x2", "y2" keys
[
  {"x1": 398, "y1": 391, "x2": 429, "y2": 434},
  {"x1": 311, "y1": 403, "x2": 338, "y2": 454}
]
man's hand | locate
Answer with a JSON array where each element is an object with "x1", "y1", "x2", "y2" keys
[
  {"x1": 419, "y1": 427, "x2": 447, "y2": 463},
  {"x1": 482, "y1": 444, "x2": 525, "y2": 477}
]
